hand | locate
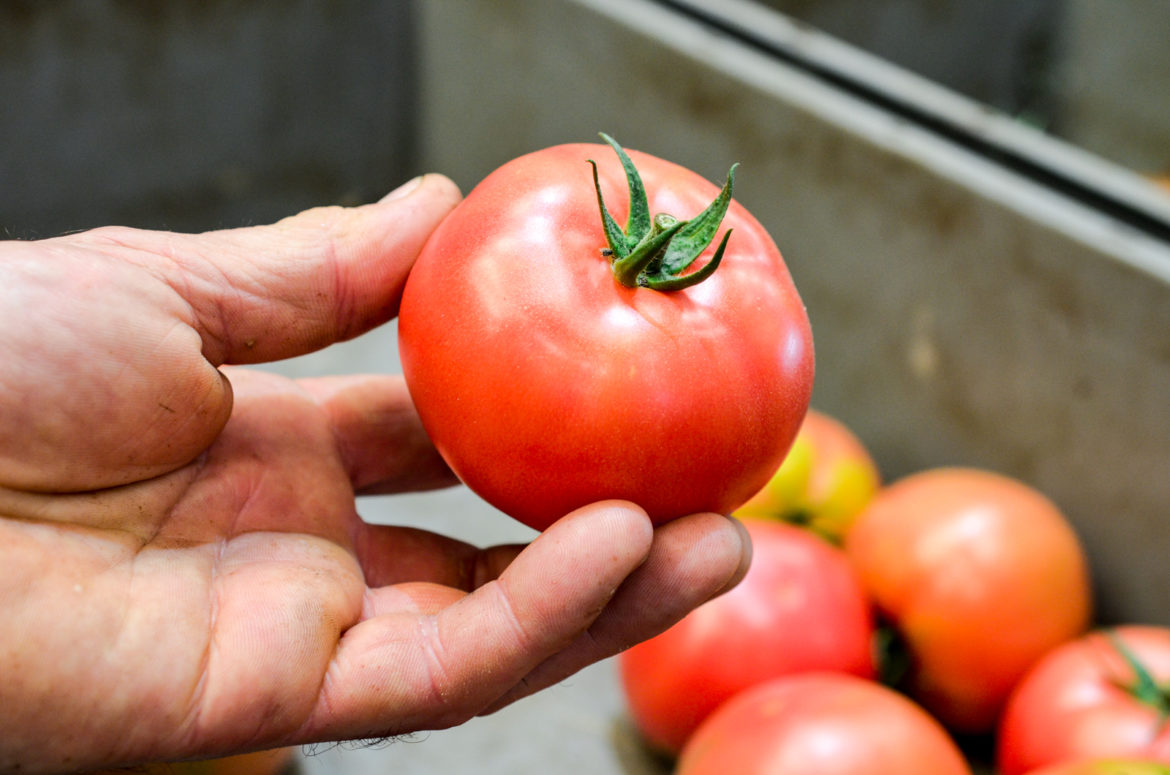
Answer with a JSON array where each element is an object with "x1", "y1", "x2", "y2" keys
[{"x1": 0, "y1": 175, "x2": 751, "y2": 774}]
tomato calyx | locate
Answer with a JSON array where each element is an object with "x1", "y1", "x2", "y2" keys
[
  {"x1": 588, "y1": 132, "x2": 738, "y2": 291},
  {"x1": 1105, "y1": 630, "x2": 1170, "y2": 723}
]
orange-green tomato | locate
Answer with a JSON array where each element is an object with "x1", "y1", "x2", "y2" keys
[
  {"x1": 1026, "y1": 761, "x2": 1170, "y2": 775},
  {"x1": 845, "y1": 467, "x2": 1093, "y2": 734},
  {"x1": 735, "y1": 408, "x2": 880, "y2": 541}
]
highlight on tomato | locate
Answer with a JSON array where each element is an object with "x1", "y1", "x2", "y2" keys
[
  {"x1": 844, "y1": 467, "x2": 1093, "y2": 733},
  {"x1": 997, "y1": 626, "x2": 1170, "y2": 775},
  {"x1": 734, "y1": 407, "x2": 880, "y2": 542},
  {"x1": 398, "y1": 134, "x2": 814, "y2": 531},
  {"x1": 618, "y1": 519, "x2": 875, "y2": 755},
  {"x1": 676, "y1": 672, "x2": 973, "y2": 775}
]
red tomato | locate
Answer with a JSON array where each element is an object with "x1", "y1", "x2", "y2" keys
[
  {"x1": 398, "y1": 135, "x2": 814, "y2": 531},
  {"x1": 997, "y1": 626, "x2": 1170, "y2": 775},
  {"x1": 735, "y1": 408, "x2": 881, "y2": 541},
  {"x1": 677, "y1": 672, "x2": 973, "y2": 775},
  {"x1": 844, "y1": 467, "x2": 1092, "y2": 733},
  {"x1": 1026, "y1": 762, "x2": 1170, "y2": 775},
  {"x1": 619, "y1": 519, "x2": 875, "y2": 755}
]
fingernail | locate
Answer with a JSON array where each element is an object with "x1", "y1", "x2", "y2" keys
[
  {"x1": 711, "y1": 516, "x2": 753, "y2": 600},
  {"x1": 381, "y1": 175, "x2": 424, "y2": 202}
]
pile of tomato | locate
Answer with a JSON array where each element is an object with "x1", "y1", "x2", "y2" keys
[{"x1": 619, "y1": 408, "x2": 1170, "y2": 775}]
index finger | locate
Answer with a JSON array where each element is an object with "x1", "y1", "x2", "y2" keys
[{"x1": 296, "y1": 501, "x2": 655, "y2": 741}]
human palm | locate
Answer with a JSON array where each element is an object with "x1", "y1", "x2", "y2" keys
[{"x1": 0, "y1": 176, "x2": 750, "y2": 774}]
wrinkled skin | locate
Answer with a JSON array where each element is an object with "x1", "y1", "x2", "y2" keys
[{"x1": 0, "y1": 175, "x2": 751, "y2": 774}]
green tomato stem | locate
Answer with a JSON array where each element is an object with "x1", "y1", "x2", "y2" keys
[
  {"x1": 1105, "y1": 630, "x2": 1170, "y2": 722},
  {"x1": 611, "y1": 214, "x2": 684, "y2": 287},
  {"x1": 590, "y1": 132, "x2": 737, "y2": 291}
]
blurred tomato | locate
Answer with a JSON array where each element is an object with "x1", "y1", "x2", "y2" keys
[
  {"x1": 735, "y1": 408, "x2": 880, "y2": 542},
  {"x1": 677, "y1": 672, "x2": 972, "y2": 775},
  {"x1": 845, "y1": 467, "x2": 1092, "y2": 733},
  {"x1": 1026, "y1": 761, "x2": 1170, "y2": 775},
  {"x1": 619, "y1": 520, "x2": 875, "y2": 754},
  {"x1": 998, "y1": 626, "x2": 1170, "y2": 775}
]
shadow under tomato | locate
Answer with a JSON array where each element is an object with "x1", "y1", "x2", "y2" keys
[{"x1": 610, "y1": 716, "x2": 673, "y2": 775}]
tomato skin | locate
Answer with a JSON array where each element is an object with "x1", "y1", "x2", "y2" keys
[
  {"x1": 735, "y1": 408, "x2": 880, "y2": 541},
  {"x1": 844, "y1": 467, "x2": 1092, "y2": 733},
  {"x1": 398, "y1": 142, "x2": 814, "y2": 531},
  {"x1": 997, "y1": 626, "x2": 1170, "y2": 775},
  {"x1": 676, "y1": 672, "x2": 972, "y2": 775},
  {"x1": 619, "y1": 520, "x2": 875, "y2": 754}
]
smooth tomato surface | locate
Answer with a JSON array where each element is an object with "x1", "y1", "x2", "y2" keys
[
  {"x1": 997, "y1": 626, "x2": 1170, "y2": 775},
  {"x1": 735, "y1": 408, "x2": 880, "y2": 541},
  {"x1": 676, "y1": 672, "x2": 972, "y2": 775},
  {"x1": 619, "y1": 519, "x2": 875, "y2": 754},
  {"x1": 398, "y1": 141, "x2": 814, "y2": 530},
  {"x1": 845, "y1": 467, "x2": 1092, "y2": 733}
]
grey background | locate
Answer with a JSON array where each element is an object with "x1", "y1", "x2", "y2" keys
[
  {"x1": 1, "y1": 1, "x2": 418, "y2": 239},
  {"x1": 759, "y1": 0, "x2": 1170, "y2": 175},
  {"x1": 4, "y1": 0, "x2": 1169, "y2": 241}
]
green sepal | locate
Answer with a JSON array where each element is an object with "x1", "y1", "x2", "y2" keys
[
  {"x1": 643, "y1": 228, "x2": 732, "y2": 290},
  {"x1": 589, "y1": 133, "x2": 737, "y2": 291},
  {"x1": 588, "y1": 159, "x2": 631, "y2": 259},
  {"x1": 1105, "y1": 629, "x2": 1170, "y2": 721},
  {"x1": 598, "y1": 132, "x2": 651, "y2": 249},
  {"x1": 660, "y1": 163, "x2": 737, "y2": 276},
  {"x1": 611, "y1": 215, "x2": 686, "y2": 288}
]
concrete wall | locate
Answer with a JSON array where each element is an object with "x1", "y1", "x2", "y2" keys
[
  {"x1": 758, "y1": 0, "x2": 1063, "y2": 123},
  {"x1": 1053, "y1": 0, "x2": 1170, "y2": 174},
  {"x1": 0, "y1": 1, "x2": 419, "y2": 239},
  {"x1": 758, "y1": 0, "x2": 1170, "y2": 175},
  {"x1": 5, "y1": 1, "x2": 1165, "y2": 241}
]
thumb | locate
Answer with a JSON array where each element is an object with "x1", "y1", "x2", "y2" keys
[{"x1": 162, "y1": 174, "x2": 461, "y2": 365}]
